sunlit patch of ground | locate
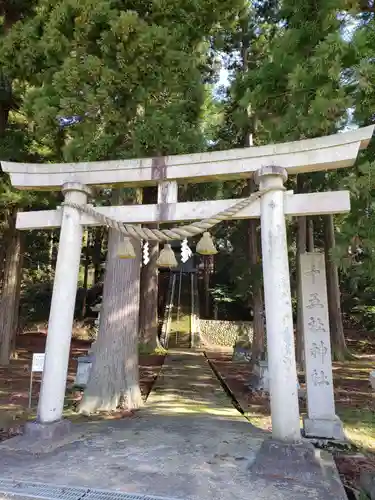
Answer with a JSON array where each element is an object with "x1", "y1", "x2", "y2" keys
[
  {"x1": 205, "y1": 330, "x2": 375, "y2": 497},
  {"x1": 0, "y1": 333, "x2": 165, "y2": 439}
]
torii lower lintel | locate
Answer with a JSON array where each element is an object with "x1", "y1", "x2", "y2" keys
[{"x1": 16, "y1": 190, "x2": 350, "y2": 230}]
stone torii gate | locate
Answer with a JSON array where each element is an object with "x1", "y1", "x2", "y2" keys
[{"x1": 2, "y1": 125, "x2": 374, "y2": 442}]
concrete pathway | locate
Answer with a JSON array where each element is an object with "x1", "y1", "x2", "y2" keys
[
  {"x1": 143, "y1": 349, "x2": 243, "y2": 420},
  {"x1": 0, "y1": 350, "x2": 347, "y2": 500}
]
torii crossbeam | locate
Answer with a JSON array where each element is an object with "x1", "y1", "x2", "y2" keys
[{"x1": 2, "y1": 125, "x2": 373, "y2": 189}]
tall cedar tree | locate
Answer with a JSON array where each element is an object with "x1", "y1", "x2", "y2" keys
[
  {"x1": 0, "y1": 0, "x2": 43, "y2": 364},
  {"x1": 214, "y1": 0, "x2": 279, "y2": 363},
  {"x1": 1, "y1": 0, "x2": 244, "y2": 410},
  {"x1": 242, "y1": 0, "x2": 352, "y2": 360},
  {"x1": 333, "y1": 7, "x2": 375, "y2": 327}
]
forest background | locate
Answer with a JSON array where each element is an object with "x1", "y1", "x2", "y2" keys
[{"x1": 0, "y1": 0, "x2": 374, "y2": 368}]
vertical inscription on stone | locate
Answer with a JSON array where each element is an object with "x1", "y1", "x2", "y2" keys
[
  {"x1": 300, "y1": 252, "x2": 336, "y2": 419},
  {"x1": 304, "y1": 264, "x2": 320, "y2": 284},
  {"x1": 310, "y1": 340, "x2": 328, "y2": 363}
]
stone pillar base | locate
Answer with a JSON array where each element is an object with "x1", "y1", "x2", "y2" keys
[
  {"x1": 303, "y1": 416, "x2": 345, "y2": 440},
  {"x1": 24, "y1": 419, "x2": 71, "y2": 440},
  {"x1": 249, "y1": 438, "x2": 347, "y2": 499},
  {"x1": 250, "y1": 439, "x2": 321, "y2": 480},
  {"x1": 0, "y1": 420, "x2": 73, "y2": 453}
]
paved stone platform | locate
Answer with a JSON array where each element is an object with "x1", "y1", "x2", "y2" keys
[{"x1": 0, "y1": 350, "x2": 347, "y2": 500}]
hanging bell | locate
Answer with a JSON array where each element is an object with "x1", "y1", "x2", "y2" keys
[
  {"x1": 156, "y1": 244, "x2": 178, "y2": 268},
  {"x1": 196, "y1": 232, "x2": 218, "y2": 255},
  {"x1": 117, "y1": 237, "x2": 136, "y2": 259}
]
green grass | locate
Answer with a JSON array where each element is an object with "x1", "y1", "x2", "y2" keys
[
  {"x1": 245, "y1": 408, "x2": 375, "y2": 453},
  {"x1": 338, "y1": 408, "x2": 375, "y2": 452},
  {"x1": 138, "y1": 343, "x2": 167, "y2": 355},
  {"x1": 170, "y1": 313, "x2": 191, "y2": 335}
]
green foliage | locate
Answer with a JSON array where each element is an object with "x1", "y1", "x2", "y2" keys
[
  {"x1": 332, "y1": 13, "x2": 375, "y2": 326},
  {"x1": 0, "y1": 0, "x2": 246, "y2": 327},
  {"x1": 0, "y1": 0, "x2": 244, "y2": 161},
  {"x1": 0, "y1": 0, "x2": 374, "y2": 334},
  {"x1": 19, "y1": 281, "x2": 52, "y2": 324},
  {"x1": 209, "y1": 0, "x2": 375, "y2": 331},
  {"x1": 208, "y1": 0, "x2": 280, "y2": 304},
  {"x1": 244, "y1": 0, "x2": 352, "y2": 142}
]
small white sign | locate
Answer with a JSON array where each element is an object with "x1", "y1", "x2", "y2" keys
[{"x1": 31, "y1": 353, "x2": 45, "y2": 372}]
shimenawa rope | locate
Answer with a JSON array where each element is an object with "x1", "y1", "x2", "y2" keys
[{"x1": 61, "y1": 186, "x2": 284, "y2": 242}]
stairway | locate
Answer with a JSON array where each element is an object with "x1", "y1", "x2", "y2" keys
[{"x1": 162, "y1": 271, "x2": 193, "y2": 349}]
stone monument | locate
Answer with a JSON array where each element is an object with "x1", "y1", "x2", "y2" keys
[{"x1": 300, "y1": 252, "x2": 345, "y2": 440}]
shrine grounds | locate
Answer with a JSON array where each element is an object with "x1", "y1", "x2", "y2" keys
[{"x1": 0, "y1": 327, "x2": 374, "y2": 497}]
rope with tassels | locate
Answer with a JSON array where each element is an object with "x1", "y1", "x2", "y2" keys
[{"x1": 62, "y1": 186, "x2": 284, "y2": 267}]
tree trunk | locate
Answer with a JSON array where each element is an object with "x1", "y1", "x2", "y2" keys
[
  {"x1": 139, "y1": 187, "x2": 159, "y2": 349},
  {"x1": 48, "y1": 230, "x2": 54, "y2": 277},
  {"x1": 247, "y1": 180, "x2": 265, "y2": 364},
  {"x1": 249, "y1": 223, "x2": 265, "y2": 364},
  {"x1": 0, "y1": 72, "x2": 11, "y2": 138},
  {"x1": 203, "y1": 257, "x2": 210, "y2": 318},
  {"x1": 296, "y1": 216, "x2": 307, "y2": 368},
  {"x1": 323, "y1": 215, "x2": 349, "y2": 361},
  {"x1": 81, "y1": 229, "x2": 90, "y2": 319},
  {"x1": 93, "y1": 227, "x2": 103, "y2": 284},
  {"x1": 0, "y1": 6, "x2": 23, "y2": 137},
  {"x1": 307, "y1": 218, "x2": 314, "y2": 251},
  {"x1": 0, "y1": 232, "x2": 6, "y2": 289},
  {"x1": 79, "y1": 193, "x2": 143, "y2": 414},
  {"x1": 10, "y1": 232, "x2": 24, "y2": 359},
  {"x1": 0, "y1": 209, "x2": 23, "y2": 365},
  {"x1": 0, "y1": 105, "x2": 9, "y2": 137},
  {"x1": 139, "y1": 241, "x2": 159, "y2": 349},
  {"x1": 241, "y1": 109, "x2": 265, "y2": 364}
]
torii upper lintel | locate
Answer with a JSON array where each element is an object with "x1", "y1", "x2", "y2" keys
[{"x1": 1, "y1": 125, "x2": 374, "y2": 190}]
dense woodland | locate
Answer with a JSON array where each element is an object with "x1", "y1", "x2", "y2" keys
[{"x1": 0, "y1": 0, "x2": 374, "y2": 412}]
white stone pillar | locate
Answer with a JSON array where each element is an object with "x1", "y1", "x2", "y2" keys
[
  {"x1": 255, "y1": 166, "x2": 301, "y2": 441},
  {"x1": 38, "y1": 182, "x2": 91, "y2": 423},
  {"x1": 300, "y1": 252, "x2": 344, "y2": 439}
]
